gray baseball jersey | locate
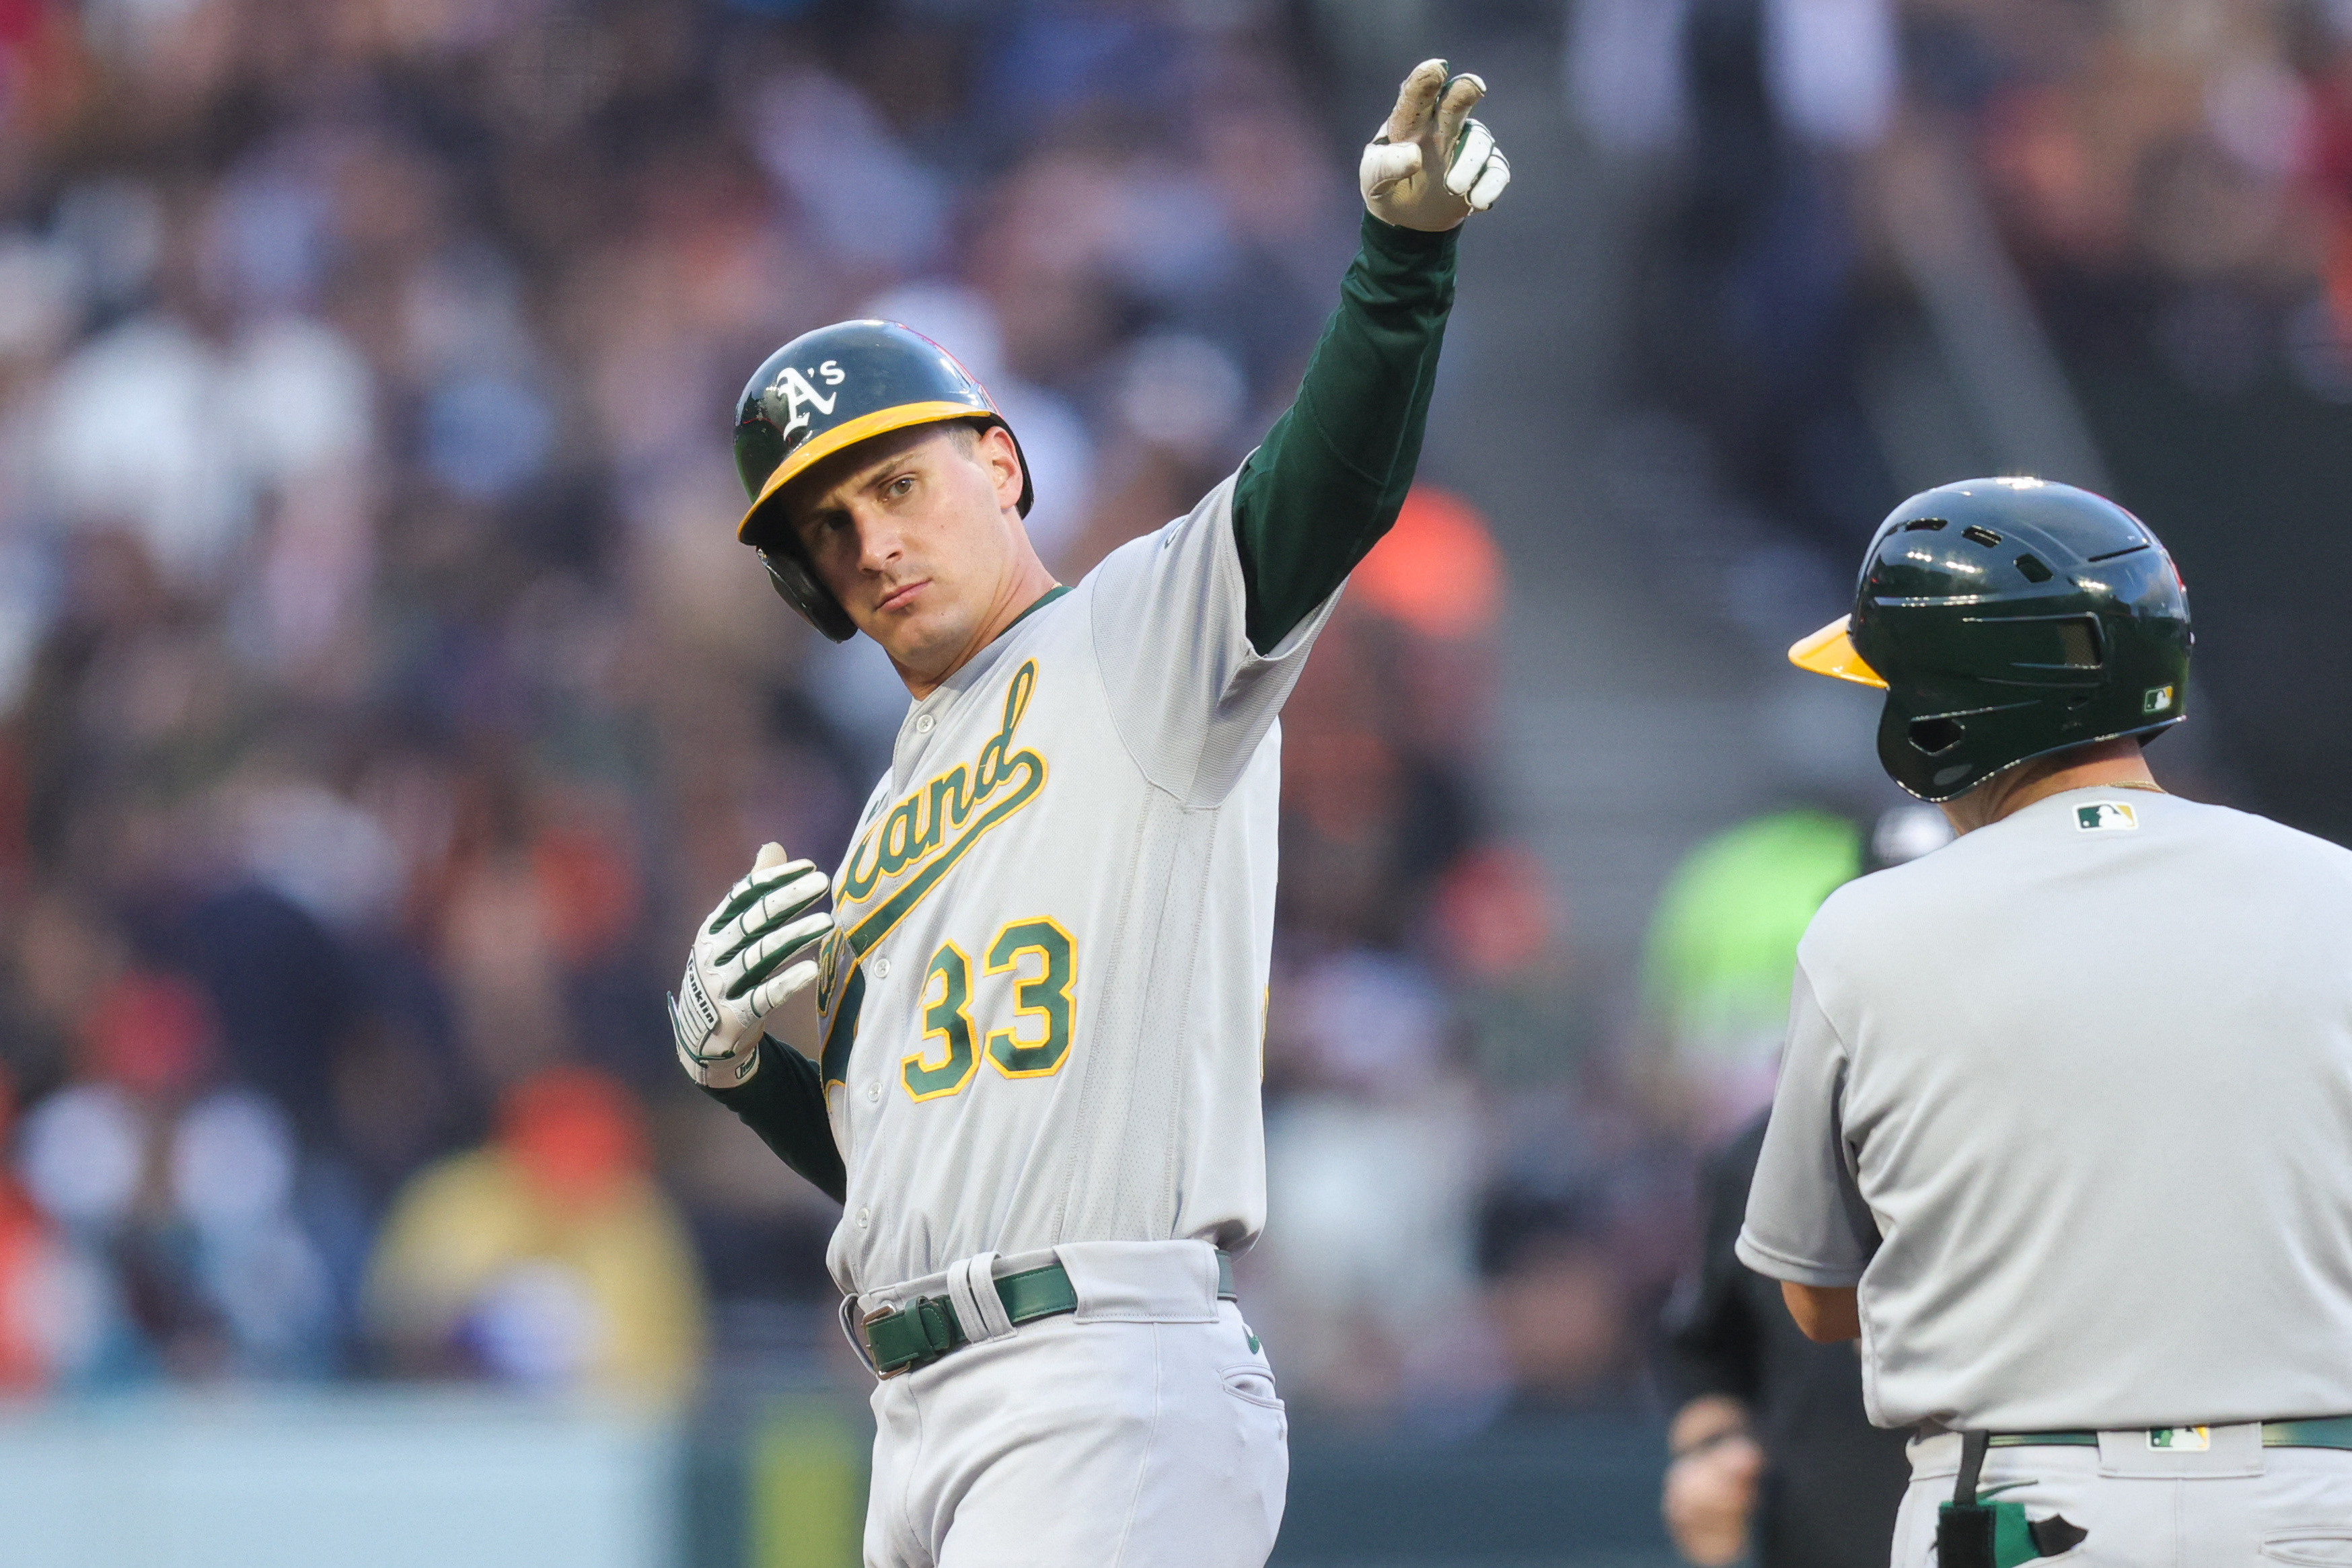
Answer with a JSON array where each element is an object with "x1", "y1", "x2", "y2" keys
[
  {"x1": 804, "y1": 472, "x2": 1331, "y2": 1296},
  {"x1": 1740, "y1": 786, "x2": 2352, "y2": 1432}
]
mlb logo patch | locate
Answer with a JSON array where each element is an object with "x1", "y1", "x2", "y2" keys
[
  {"x1": 2149, "y1": 1426, "x2": 2209, "y2": 1450},
  {"x1": 2143, "y1": 685, "x2": 2174, "y2": 714},
  {"x1": 2075, "y1": 802, "x2": 2139, "y2": 832}
]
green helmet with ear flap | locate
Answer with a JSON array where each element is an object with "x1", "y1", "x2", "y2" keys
[
  {"x1": 1788, "y1": 478, "x2": 2193, "y2": 802},
  {"x1": 730, "y1": 320, "x2": 1033, "y2": 643}
]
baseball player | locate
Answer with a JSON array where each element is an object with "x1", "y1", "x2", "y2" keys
[
  {"x1": 1741, "y1": 476, "x2": 2352, "y2": 1567},
  {"x1": 665, "y1": 61, "x2": 1510, "y2": 1567}
]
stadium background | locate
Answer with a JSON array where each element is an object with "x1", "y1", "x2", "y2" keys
[{"x1": 0, "y1": 0, "x2": 2336, "y2": 1563}]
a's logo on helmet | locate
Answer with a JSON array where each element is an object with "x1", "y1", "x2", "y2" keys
[{"x1": 774, "y1": 359, "x2": 846, "y2": 448}]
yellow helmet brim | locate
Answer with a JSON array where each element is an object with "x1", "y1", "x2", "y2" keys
[{"x1": 1788, "y1": 615, "x2": 1886, "y2": 689}]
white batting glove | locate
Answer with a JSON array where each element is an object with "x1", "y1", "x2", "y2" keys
[
  {"x1": 1360, "y1": 59, "x2": 1510, "y2": 231},
  {"x1": 669, "y1": 844, "x2": 832, "y2": 1090}
]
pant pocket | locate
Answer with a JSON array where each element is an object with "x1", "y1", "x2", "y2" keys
[
  {"x1": 2261, "y1": 1532, "x2": 2352, "y2": 1565},
  {"x1": 1220, "y1": 1364, "x2": 1284, "y2": 1411}
]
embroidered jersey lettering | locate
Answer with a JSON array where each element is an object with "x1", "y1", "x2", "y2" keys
[{"x1": 808, "y1": 473, "x2": 1335, "y2": 1295}]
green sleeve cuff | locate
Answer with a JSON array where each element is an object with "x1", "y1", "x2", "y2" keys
[
  {"x1": 702, "y1": 1035, "x2": 846, "y2": 1205},
  {"x1": 1358, "y1": 211, "x2": 1461, "y2": 272}
]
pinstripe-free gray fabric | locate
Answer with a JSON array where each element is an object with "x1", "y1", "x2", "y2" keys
[
  {"x1": 1741, "y1": 789, "x2": 2352, "y2": 1431},
  {"x1": 1897, "y1": 1431, "x2": 2352, "y2": 1568}
]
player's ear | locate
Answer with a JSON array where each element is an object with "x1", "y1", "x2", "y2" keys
[{"x1": 977, "y1": 423, "x2": 1025, "y2": 511}]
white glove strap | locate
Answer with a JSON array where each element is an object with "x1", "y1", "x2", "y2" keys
[
  {"x1": 676, "y1": 1033, "x2": 760, "y2": 1090},
  {"x1": 669, "y1": 981, "x2": 762, "y2": 1090}
]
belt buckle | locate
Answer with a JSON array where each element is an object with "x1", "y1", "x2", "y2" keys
[{"x1": 864, "y1": 1304, "x2": 916, "y2": 1380}]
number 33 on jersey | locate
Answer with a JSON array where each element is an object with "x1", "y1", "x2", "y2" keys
[
  {"x1": 807, "y1": 658, "x2": 1074, "y2": 1107},
  {"x1": 900, "y1": 920, "x2": 1077, "y2": 1100}
]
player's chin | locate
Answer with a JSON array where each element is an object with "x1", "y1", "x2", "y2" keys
[{"x1": 864, "y1": 608, "x2": 960, "y2": 670}]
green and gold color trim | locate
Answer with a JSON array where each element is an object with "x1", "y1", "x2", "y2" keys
[{"x1": 736, "y1": 398, "x2": 997, "y2": 543}]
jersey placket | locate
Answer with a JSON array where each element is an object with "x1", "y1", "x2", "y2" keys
[{"x1": 838, "y1": 670, "x2": 990, "y2": 1260}]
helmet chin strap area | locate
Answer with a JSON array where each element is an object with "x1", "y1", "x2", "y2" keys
[{"x1": 760, "y1": 548, "x2": 858, "y2": 643}]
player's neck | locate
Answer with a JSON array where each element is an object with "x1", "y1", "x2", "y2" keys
[
  {"x1": 890, "y1": 541, "x2": 1061, "y2": 702},
  {"x1": 1938, "y1": 739, "x2": 2159, "y2": 835}
]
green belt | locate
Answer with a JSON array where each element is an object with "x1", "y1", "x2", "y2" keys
[
  {"x1": 860, "y1": 1253, "x2": 1237, "y2": 1380},
  {"x1": 1988, "y1": 1417, "x2": 2352, "y2": 1451}
]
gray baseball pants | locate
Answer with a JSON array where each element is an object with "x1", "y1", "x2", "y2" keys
[{"x1": 1901, "y1": 1427, "x2": 2352, "y2": 1567}]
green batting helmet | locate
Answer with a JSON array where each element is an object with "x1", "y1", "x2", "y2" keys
[
  {"x1": 731, "y1": 320, "x2": 1033, "y2": 642},
  {"x1": 1790, "y1": 478, "x2": 2192, "y2": 802}
]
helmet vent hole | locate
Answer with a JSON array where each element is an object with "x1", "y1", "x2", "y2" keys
[
  {"x1": 1962, "y1": 525, "x2": 2003, "y2": 548},
  {"x1": 2055, "y1": 618, "x2": 2103, "y2": 668},
  {"x1": 1908, "y1": 717, "x2": 1966, "y2": 756},
  {"x1": 2014, "y1": 554, "x2": 2053, "y2": 583},
  {"x1": 1901, "y1": 517, "x2": 1948, "y2": 532}
]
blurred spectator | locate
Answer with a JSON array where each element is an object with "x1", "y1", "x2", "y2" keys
[
  {"x1": 1569, "y1": 0, "x2": 1895, "y2": 155},
  {"x1": 0, "y1": 1069, "x2": 71, "y2": 1391},
  {"x1": 1477, "y1": 1181, "x2": 1638, "y2": 1415},
  {"x1": 13, "y1": 967, "x2": 335, "y2": 1382},
  {"x1": 1255, "y1": 948, "x2": 1496, "y2": 1421},
  {"x1": 1656, "y1": 1111, "x2": 1909, "y2": 1568},
  {"x1": 1639, "y1": 808, "x2": 1864, "y2": 1140},
  {"x1": 1638, "y1": 803, "x2": 1954, "y2": 1140},
  {"x1": 1595, "y1": 0, "x2": 1898, "y2": 556},
  {"x1": 364, "y1": 1065, "x2": 704, "y2": 1404}
]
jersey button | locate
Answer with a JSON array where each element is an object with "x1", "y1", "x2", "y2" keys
[
  {"x1": 856, "y1": 1207, "x2": 871, "y2": 1229},
  {"x1": 873, "y1": 957, "x2": 891, "y2": 979},
  {"x1": 914, "y1": 714, "x2": 936, "y2": 735},
  {"x1": 865, "y1": 1082, "x2": 881, "y2": 1104}
]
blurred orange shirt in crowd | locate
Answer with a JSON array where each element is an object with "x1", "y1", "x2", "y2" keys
[
  {"x1": 363, "y1": 1066, "x2": 706, "y2": 1403},
  {"x1": 1350, "y1": 486, "x2": 1502, "y2": 640}
]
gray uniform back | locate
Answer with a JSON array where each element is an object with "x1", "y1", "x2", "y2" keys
[{"x1": 1740, "y1": 788, "x2": 2352, "y2": 1431}]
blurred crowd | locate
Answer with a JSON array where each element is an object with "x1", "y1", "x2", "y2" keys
[
  {"x1": 1576, "y1": 0, "x2": 2352, "y2": 844},
  {"x1": 1955, "y1": 0, "x2": 2352, "y2": 400},
  {"x1": 1578, "y1": 0, "x2": 2352, "y2": 536},
  {"x1": 0, "y1": 0, "x2": 1633, "y2": 1421}
]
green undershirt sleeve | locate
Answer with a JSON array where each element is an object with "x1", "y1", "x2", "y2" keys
[
  {"x1": 701, "y1": 1036, "x2": 846, "y2": 1205},
  {"x1": 1233, "y1": 213, "x2": 1460, "y2": 653}
]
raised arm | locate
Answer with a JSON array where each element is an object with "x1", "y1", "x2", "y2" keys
[{"x1": 1233, "y1": 59, "x2": 1509, "y2": 652}]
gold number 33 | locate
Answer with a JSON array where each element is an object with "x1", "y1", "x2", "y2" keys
[{"x1": 902, "y1": 918, "x2": 1076, "y2": 1101}]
